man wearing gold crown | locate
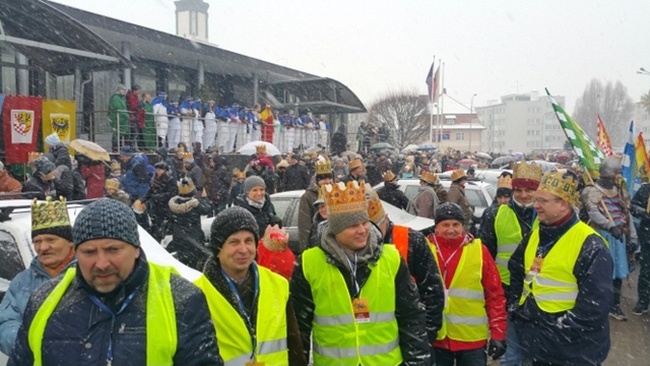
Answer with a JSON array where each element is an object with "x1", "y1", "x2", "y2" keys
[
  {"x1": 478, "y1": 161, "x2": 541, "y2": 365},
  {"x1": 407, "y1": 171, "x2": 440, "y2": 219},
  {"x1": 579, "y1": 156, "x2": 637, "y2": 321},
  {"x1": 509, "y1": 170, "x2": 613, "y2": 365},
  {"x1": 447, "y1": 169, "x2": 473, "y2": 232},
  {"x1": 0, "y1": 197, "x2": 76, "y2": 354},
  {"x1": 291, "y1": 180, "x2": 431, "y2": 365},
  {"x1": 297, "y1": 157, "x2": 333, "y2": 251},
  {"x1": 376, "y1": 170, "x2": 409, "y2": 210}
]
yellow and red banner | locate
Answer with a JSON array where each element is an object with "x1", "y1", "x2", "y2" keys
[
  {"x1": 42, "y1": 99, "x2": 76, "y2": 154},
  {"x1": 635, "y1": 132, "x2": 650, "y2": 183},
  {"x1": 596, "y1": 115, "x2": 613, "y2": 157},
  {"x1": 2, "y1": 95, "x2": 43, "y2": 164}
]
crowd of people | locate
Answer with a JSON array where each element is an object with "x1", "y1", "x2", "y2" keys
[
  {"x1": 107, "y1": 85, "x2": 330, "y2": 154},
  {"x1": 0, "y1": 133, "x2": 648, "y2": 365}
]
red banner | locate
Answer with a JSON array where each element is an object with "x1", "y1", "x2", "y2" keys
[{"x1": 2, "y1": 95, "x2": 43, "y2": 164}]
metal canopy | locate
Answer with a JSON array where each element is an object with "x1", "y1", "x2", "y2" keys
[
  {"x1": 266, "y1": 77, "x2": 367, "y2": 114},
  {"x1": 0, "y1": 0, "x2": 132, "y2": 75}
]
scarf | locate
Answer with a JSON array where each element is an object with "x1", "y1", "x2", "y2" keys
[{"x1": 246, "y1": 196, "x2": 265, "y2": 209}]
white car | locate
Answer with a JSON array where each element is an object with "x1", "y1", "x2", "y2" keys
[
  {"x1": 0, "y1": 199, "x2": 201, "y2": 363},
  {"x1": 437, "y1": 169, "x2": 512, "y2": 187}
]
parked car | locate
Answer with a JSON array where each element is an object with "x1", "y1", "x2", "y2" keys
[
  {"x1": 0, "y1": 199, "x2": 201, "y2": 363},
  {"x1": 437, "y1": 169, "x2": 512, "y2": 187},
  {"x1": 202, "y1": 190, "x2": 435, "y2": 254}
]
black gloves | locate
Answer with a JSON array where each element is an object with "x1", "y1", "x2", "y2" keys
[
  {"x1": 610, "y1": 226, "x2": 623, "y2": 240},
  {"x1": 488, "y1": 339, "x2": 507, "y2": 360}
]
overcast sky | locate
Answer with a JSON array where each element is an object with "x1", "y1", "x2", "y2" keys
[{"x1": 52, "y1": 0, "x2": 650, "y2": 113}]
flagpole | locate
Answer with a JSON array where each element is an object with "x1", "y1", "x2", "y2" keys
[
  {"x1": 440, "y1": 61, "x2": 445, "y2": 151},
  {"x1": 429, "y1": 55, "x2": 435, "y2": 144}
]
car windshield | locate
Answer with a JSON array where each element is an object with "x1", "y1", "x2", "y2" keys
[{"x1": 0, "y1": 229, "x2": 25, "y2": 288}]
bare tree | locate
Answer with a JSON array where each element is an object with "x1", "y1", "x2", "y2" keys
[
  {"x1": 367, "y1": 90, "x2": 429, "y2": 148},
  {"x1": 641, "y1": 90, "x2": 650, "y2": 115},
  {"x1": 572, "y1": 79, "x2": 634, "y2": 147}
]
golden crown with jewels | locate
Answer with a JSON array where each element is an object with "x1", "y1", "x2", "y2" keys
[
  {"x1": 315, "y1": 156, "x2": 332, "y2": 175},
  {"x1": 31, "y1": 196, "x2": 71, "y2": 232},
  {"x1": 322, "y1": 180, "x2": 367, "y2": 216},
  {"x1": 538, "y1": 170, "x2": 579, "y2": 205},
  {"x1": 497, "y1": 175, "x2": 513, "y2": 189},
  {"x1": 513, "y1": 161, "x2": 543, "y2": 182},
  {"x1": 256, "y1": 144, "x2": 267, "y2": 154},
  {"x1": 110, "y1": 160, "x2": 121, "y2": 171},
  {"x1": 365, "y1": 183, "x2": 386, "y2": 224}
]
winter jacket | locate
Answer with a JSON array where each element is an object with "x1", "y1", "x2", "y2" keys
[
  {"x1": 107, "y1": 93, "x2": 129, "y2": 133},
  {"x1": 480, "y1": 200, "x2": 536, "y2": 259},
  {"x1": 142, "y1": 172, "x2": 177, "y2": 215},
  {"x1": 446, "y1": 182, "x2": 473, "y2": 230},
  {"x1": 9, "y1": 256, "x2": 222, "y2": 366},
  {"x1": 168, "y1": 195, "x2": 213, "y2": 270},
  {"x1": 106, "y1": 190, "x2": 131, "y2": 206},
  {"x1": 297, "y1": 183, "x2": 319, "y2": 251},
  {"x1": 408, "y1": 185, "x2": 438, "y2": 219},
  {"x1": 377, "y1": 181, "x2": 409, "y2": 210},
  {"x1": 0, "y1": 258, "x2": 75, "y2": 355},
  {"x1": 0, "y1": 170, "x2": 22, "y2": 198},
  {"x1": 234, "y1": 194, "x2": 277, "y2": 239},
  {"x1": 186, "y1": 163, "x2": 205, "y2": 194},
  {"x1": 201, "y1": 257, "x2": 306, "y2": 365},
  {"x1": 430, "y1": 233, "x2": 506, "y2": 352},
  {"x1": 291, "y1": 223, "x2": 431, "y2": 365},
  {"x1": 206, "y1": 165, "x2": 231, "y2": 204},
  {"x1": 80, "y1": 162, "x2": 106, "y2": 199},
  {"x1": 21, "y1": 175, "x2": 56, "y2": 200},
  {"x1": 508, "y1": 212, "x2": 613, "y2": 365},
  {"x1": 121, "y1": 154, "x2": 150, "y2": 200},
  {"x1": 283, "y1": 164, "x2": 310, "y2": 191}
]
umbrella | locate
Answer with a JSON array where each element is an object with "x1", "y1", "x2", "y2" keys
[
  {"x1": 401, "y1": 144, "x2": 419, "y2": 153},
  {"x1": 475, "y1": 152, "x2": 492, "y2": 160},
  {"x1": 458, "y1": 159, "x2": 478, "y2": 169},
  {"x1": 491, "y1": 155, "x2": 515, "y2": 167},
  {"x1": 417, "y1": 143, "x2": 437, "y2": 151},
  {"x1": 69, "y1": 139, "x2": 110, "y2": 161},
  {"x1": 369, "y1": 142, "x2": 393, "y2": 151},
  {"x1": 238, "y1": 141, "x2": 281, "y2": 156},
  {"x1": 304, "y1": 146, "x2": 321, "y2": 154}
]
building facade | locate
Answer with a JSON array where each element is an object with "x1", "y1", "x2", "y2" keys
[{"x1": 475, "y1": 92, "x2": 566, "y2": 154}]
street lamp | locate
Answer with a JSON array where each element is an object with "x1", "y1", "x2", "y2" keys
[
  {"x1": 469, "y1": 93, "x2": 477, "y2": 153},
  {"x1": 637, "y1": 67, "x2": 650, "y2": 76}
]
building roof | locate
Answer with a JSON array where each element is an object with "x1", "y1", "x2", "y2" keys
[{"x1": 0, "y1": 0, "x2": 132, "y2": 74}]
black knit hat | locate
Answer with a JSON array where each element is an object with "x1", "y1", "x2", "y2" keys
[
  {"x1": 73, "y1": 198, "x2": 140, "y2": 248},
  {"x1": 435, "y1": 202, "x2": 465, "y2": 225},
  {"x1": 209, "y1": 206, "x2": 259, "y2": 253}
]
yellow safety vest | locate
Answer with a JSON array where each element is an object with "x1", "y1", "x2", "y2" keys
[
  {"x1": 434, "y1": 239, "x2": 489, "y2": 342},
  {"x1": 302, "y1": 245, "x2": 403, "y2": 366},
  {"x1": 195, "y1": 265, "x2": 289, "y2": 366},
  {"x1": 519, "y1": 221, "x2": 600, "y2": 313},
  {"x1": 494, "y1": 205, "x2": 539, "y2": 285},
  {"x1": 28, "y1": 263, "x2": 177, "y2": 366}
]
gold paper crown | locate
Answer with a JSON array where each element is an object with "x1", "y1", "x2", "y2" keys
[
  {"x1": 365, "y1": 183, "x2": 386, "y2": 224},
  {"x1": 497, "y1": 175, "x2": 513, "y2": 189},
  {"x1": 233, "y1": 168, "x2": 246, "y2": 179},
  {"x1": 178, "y1": 177, "x2": 196, "y2": 195},
  {"x1": 513, "y1": 161, "x2": 543, "y2": 182},
  {"x1": 256, "y1": 144, "x2": 267, "y2": 154},
  {"x1": 349, "y1": 158, "x2": 363, "y2": 170},
  {"x1": 538, "y1": 170, "x2": 579, "y2": 205},
  {"x1": 451, "y1": 168, "x2": 466, "y2": 182},
  {"x1": 32, "y1": 196, "x2": 71, "y2": 232},
  {"x1": 182, "y1": 152, "x2": 193, "y2": 162},
  {"x1": 322, "y1": 180, "x2": 367, "y2": 216},
  {"x1": 110, "y1": 160, "x2": 121, "y2": 171},
  {"x1": 105, "y1": 178, "x2": 120, "y2": 191},
  {"x1": 420, "y1": 171, "x2": 438, "y2": 185},
  {"x1": 315, "y1": 156, "x2": 332, "y2": 175},
  {"x1": 28, "y1": 152, "x2": 42, "y2": 163},
  {"x1": 383, "y1": 170, "x2": 397, "y2": 182}
]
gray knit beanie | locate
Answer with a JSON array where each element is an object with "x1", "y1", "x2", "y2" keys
[
  {"x1": 34, "y1": 156, "x2": 55, "y2": 175},
  {"x1": 73, "y1": 198, "x2": 140, "y2": 248},
  {"x1": 209, "y1": 206, "x2": 259, "y2": 253},
  {"x1": 243, "y1": 175, "x2": 266, "y2": 195}
]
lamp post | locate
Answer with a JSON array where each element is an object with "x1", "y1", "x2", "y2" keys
[
  {"x1": 637, "y1": 67, "x2": 650, "y2": 76},
  {"x1": 469, "y1": 93, "x2": 477, "y2": 153}
]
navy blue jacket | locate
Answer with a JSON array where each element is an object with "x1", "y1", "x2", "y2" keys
[
  {"x1": 121, "y1": 154, "x2": 150, "y2": 200},
  {"x1": 508, "y1": 212, "x2": 613, "y2": 365}
]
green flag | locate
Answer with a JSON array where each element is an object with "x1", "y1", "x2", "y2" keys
[{"x1": 545, "y1": 88, "x2": 605, "y2": 177}]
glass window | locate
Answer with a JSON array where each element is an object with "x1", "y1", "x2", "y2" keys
[
  {"x1": 465, "y1": 188, "x2": 486, "y2": 209},
  {"x1": 271, "y1": 198, "x2": 293, "y2": 226},
  {"x1": 404, "y1": 185, "x2": 419, "y2": 201},
  {"x1": 134, "y1": 64, "x2": 157, "y2": 94},
  {"x1": 0, "y1": 229, "x2": 25, "y2": 283}
]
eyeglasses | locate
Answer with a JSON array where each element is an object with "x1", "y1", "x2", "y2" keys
[{"x1": 531, "y1": 197, "x2": 561, "y2": 204}]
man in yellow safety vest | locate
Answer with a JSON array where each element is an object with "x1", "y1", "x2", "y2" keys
[
  {"x1": 291, "y1": 180, "x2": 431, "y2": 365},
  {"x1": 508, "y1": 170, "x2": 613, "y2": 365},
  {"x1": 9, "y1": 198, "x2": 221, "y2": 365}
]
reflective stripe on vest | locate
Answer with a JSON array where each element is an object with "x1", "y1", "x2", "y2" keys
[
  {"x1": 392, "y1": 225, "x2": 410, "y2": 263},
  {"x1": 494, "y1": 205, "x2": 538, "y2": 285},
  {"x1": 28, "y1": 263, "x2": 177, "y2": 366},
  {"x1": 195, "y1": 266, "x2": 289, "y2": 366},
  {"x1": 519, "y1": 221, "x2": 597, "y2": 313},
  {"x1": 302, "y1": 246, "x2": 403, "y2": 366},
  {"x1": 435, "y1": 239, "x2": 489, "y2": 342}
]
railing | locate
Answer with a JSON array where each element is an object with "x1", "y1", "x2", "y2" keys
[{"x1": 77, "y1": 110, "x2": 330, "y2": 154}]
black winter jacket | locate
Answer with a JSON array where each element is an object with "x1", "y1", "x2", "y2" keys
[
  {"x1": 9, "y1": 256, "x2": 222, "y2": 366},
  {"x1": 234, "y1": 194, "x2": 277, "y2": 239},
  {"x1": 377, "y1": 182, "x2": 409, "y2": 210}
]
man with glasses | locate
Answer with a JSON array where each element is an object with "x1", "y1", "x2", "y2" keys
[{"x1": 508, "y1": 170, "x2": 613, "y2": 366}]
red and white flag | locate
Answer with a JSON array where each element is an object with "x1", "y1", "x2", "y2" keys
[{"x1": 596, "y1": 115, "x2": 613, "y2": 157}]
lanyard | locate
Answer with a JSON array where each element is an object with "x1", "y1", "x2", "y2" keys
[
  {"x1": 87, "y1": 285, "x2": 141, "y2": 366},
  {"x1": 221, "y1": 263, "x2": 260, "y2": 360},
  {"x1": 536, "y1": 239, "x2": 557, "y2": 258},
  {"x1": 344, "y1": 253, "x2": 360, "y2": 297},
  {"x1": 432, "y1": 238, "x2": 464, "y2": 282}
]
